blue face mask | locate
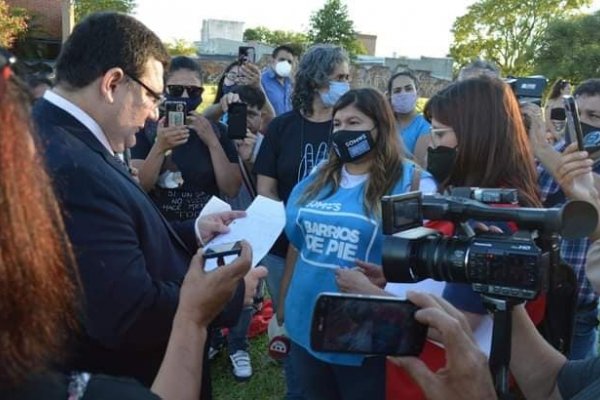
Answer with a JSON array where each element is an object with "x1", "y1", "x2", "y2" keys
[
  {"x1": 165, "y1": 94, "x2": 202, "y2": 112},
  {"x1": 320, "y1": 81, "x2": 350, "y2": 107},
  {"x1": 222, "y1": 84, "x2": 239, "y2": 96}
]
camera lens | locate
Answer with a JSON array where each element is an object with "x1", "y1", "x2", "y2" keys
[{"x1": 382, "y1": 235, "x2": 470, "y2": 284}]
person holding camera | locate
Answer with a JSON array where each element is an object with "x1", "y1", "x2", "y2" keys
[
  {"x1": 529, "y1": 79, "x2": 600, "y2": 360},
  {"x1": 544, "y1": 78, "x2": 572, "y2": 144},
  {"x1": 278, "y1": 87, "x2": 436, "y2": 399},
  {"x1": 131, "y1": 56, "x2": 241, "y2": 221}
]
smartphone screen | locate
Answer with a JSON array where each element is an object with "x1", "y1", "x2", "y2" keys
[
  {"x1": 164, "y1": 101, "x2": 187, "y2": 127},
  {"x1": 227, "y1": 102, "x2": 247, "y2": 140},
  {"x1": 238, "y1": 46, "x2": 256, "y2": 64},
  {"x1": 204, "y1": 241, "x2": 242, "y2": 259},
  {"x1": 310, "y1": 293, "x2": 427, "y2": 356}
]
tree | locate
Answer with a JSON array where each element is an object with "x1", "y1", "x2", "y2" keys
[
  {"x1": 74, "y1": 0, "x2": 136, "y2": 23},
  {"x1": 243, "y1": 26, "x2": 309, "y2": 56},
  {"x1": 535, "y1": 11, "x2": 600, "y2": 84},
  {"x1": 0, "y1": 0, "x2": 28, "y2": 48},
  {"x1": 164, "y1": 39, "x2": 197, "y2": 57},
  {"x1": 450, "y1": 0, "x2": 590, "y2": 76},
  {"x1": 307, "y1": 0, "x2": 366, "y2": 57}
]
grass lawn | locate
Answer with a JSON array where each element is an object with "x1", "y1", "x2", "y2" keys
[{"x1": 211, "y1": 331, "x2": 286, "y2": 400}]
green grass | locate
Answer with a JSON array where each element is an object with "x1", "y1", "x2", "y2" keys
[{"x1": 211, "y1": 332, "x2": 286, "y2": 400}]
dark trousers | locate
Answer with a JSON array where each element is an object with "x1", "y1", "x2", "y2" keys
[{"x1": 289, "y1": 341, "x2": 385, "y2": 400}]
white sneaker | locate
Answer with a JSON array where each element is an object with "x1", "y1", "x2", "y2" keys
[{"x1": 229, "y1": 350, "x2": 252, "y2": 381}]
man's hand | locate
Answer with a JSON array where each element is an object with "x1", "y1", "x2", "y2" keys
[
  {"x1": 187, "y1": 112, "x2": 220, "y2": 148},
  {"x1": 556, "y1": 143, "x2": 597, "y2": 201},
  {"x1": 178, "y1": 241, "x2": 252, "y2": 327},
  {"x1": 236, "y1": 131, "x2": 258, "y2": 162},
  {"x1": 389, "y1": 291, "x2": 497, "y2": 400},
  {"x1": 195, "y1": 210, "x2": 246, "y2": 244},
  {"x1": 243, "y1": 266, "x2": 268, "y2": 306},
  {"x1": 155, "y1": 118, "x2": 190, "y2": 153},
  {"x1": 521, "y1": 103, "x2": 551, "y2": 153}
]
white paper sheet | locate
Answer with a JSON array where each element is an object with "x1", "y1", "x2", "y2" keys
[{"x1": 203, "y1": 195, "x2": 286, "y2": 271}]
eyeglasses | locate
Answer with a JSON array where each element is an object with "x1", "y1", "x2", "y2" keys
[
  {"x1": 124, "y1": 72, "x2": 165, "y2": 106},
  {"x1": 166, "y1": 85, "x2": 204, "y2": 98}
]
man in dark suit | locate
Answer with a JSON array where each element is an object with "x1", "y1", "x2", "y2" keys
[{"x1": 33, "y1": 12, "x2": 258, "y2": 397}]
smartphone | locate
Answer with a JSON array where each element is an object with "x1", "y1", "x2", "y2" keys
[
  {"x1": 164, "y1": 100, "x2": 187, "y2": 127},
  {"x1": 310, "y1": 292, "x2": 427, "y2": 356},
  {"x1": 563, "y1": 95, "x2": 585, "y2": 151},
  {"x1": 203, "y1": 241, "x2": 243, "y2": 260},
  {"x1": 238, "y1": 46, "x2": 256, "y2": 64},
  {"x1": 227, "y1": 102, "x2": 247, "y2": 140}
]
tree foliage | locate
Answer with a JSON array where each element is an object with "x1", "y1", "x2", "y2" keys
[
  {"x1": 164, "y1": 39, "x2": 197, "y2": 57},
  {"x1": 0, "y1": 0, "x2": 28, "y2": 48},
  {"x1": 74, "y1": 0, "x2": 136, "y2": 23},
  {"x1": 535, "y1": 11, "x2": 600, "y2": 84},
  {"x1": 307, "y1": 0, "x2": 366, "y2": 57},
  {"x1": 450, "y1": 0, "x2": 590, "y2": 76},
  {"x1": 243, "y1": 26, "x2": 309, "y2": 56}
]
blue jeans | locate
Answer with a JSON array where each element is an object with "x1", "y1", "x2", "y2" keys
[
  {"x1": 227, "y1": 307, "x2": 254, "y2": 354},
  {"x1": 261, "y1": 254, "x2": 304, "y2": 400},
  {"x1": 289, "y1": 341, "x2": 385, "y2": 400},
  {"x1": 569, "y1": 306, "x2": 599, "y2": 360}
]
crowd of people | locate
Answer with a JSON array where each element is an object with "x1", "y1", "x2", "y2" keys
[{"x1": 3, "y1": 10, "x2": 600, "y2": 400}]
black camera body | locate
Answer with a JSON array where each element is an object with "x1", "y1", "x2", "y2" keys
[
  {"x1": 506, "y1": 76, "x2": 548, "y2": 106},
  {"x1": 381, "y1": 190, "x2": 597, "y2": 301}
]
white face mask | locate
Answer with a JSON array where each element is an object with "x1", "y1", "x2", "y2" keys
[{"x1": 274, "y1": 61, "x2": 292, "y2": 78}]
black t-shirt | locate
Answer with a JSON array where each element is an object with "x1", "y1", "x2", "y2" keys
[
  {"x1": 1, "y1": 372, "x2": 160, "y2": 400},
  {"x1": 131, "y1": 120, "x2": 238, "y2": 221},
  {"x1": 254, "y1": 110, "x2": 332, "y2": 256}
]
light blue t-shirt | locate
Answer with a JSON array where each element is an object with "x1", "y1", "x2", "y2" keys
[
  {"x1": 398, "y1": 114, "x2": 431, "y2": 156},
  {"x1": 283, "y1": 162, "x2": 434, "y2": 366}
]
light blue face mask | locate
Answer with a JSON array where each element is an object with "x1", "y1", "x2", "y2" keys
[{"x1": 320, "y1": 81, "x2": 350, "y2": 107}]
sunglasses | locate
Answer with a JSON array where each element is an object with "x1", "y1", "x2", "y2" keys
[{"x1": 166, "y1": 85, "x2": 204, "y2": 98}]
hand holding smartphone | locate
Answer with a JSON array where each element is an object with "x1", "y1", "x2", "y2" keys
[
  {"x1": 310, "y1": 292, "x2": 427, "y2": 356},
  {"x1": 204, "y1": 241, "x2": 243, "y2": 266}
]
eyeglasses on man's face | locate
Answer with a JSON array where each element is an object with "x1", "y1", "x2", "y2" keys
[{"x1": 124, "y1": 72, "x2": 165, "y2": 106}]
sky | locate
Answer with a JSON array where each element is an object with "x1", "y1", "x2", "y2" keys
[{"x1": 134, "y1": 0, "x2": 600, "y2": 59}]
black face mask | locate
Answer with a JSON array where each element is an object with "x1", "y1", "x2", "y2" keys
[
  {"x1": 427, "y1": 146, "x2": 457, "y2": 184},
  {"x1": 331, "y1": 129, "x2": 375, "y2": 163},
  {"x1": 581, "y1": 122, "x2": 600, "y2": 136}
]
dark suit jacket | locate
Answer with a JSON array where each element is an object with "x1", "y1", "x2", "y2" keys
[{"x1": 33, "y1": 98, "x2": 244, "y2": 391}]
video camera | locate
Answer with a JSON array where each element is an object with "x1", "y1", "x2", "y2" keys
[
  {"x1": 505, "y1": 76, "x2": 548, "y2": 106},
  {"x1": 381, "y1": 189, "x2": 597, "y2": 301}
]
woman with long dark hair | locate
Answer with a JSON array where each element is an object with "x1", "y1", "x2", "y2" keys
[{"x1": 280, "y1": 87, "x2": 435, "y2": 399}]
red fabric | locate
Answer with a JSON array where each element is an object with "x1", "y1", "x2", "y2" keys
[
  {"x1": 248, "y1": 299, "x2": 273, "y2": 338},
  {"x1": 386, "y1": 215, "x2": 546, "y2": 399}
]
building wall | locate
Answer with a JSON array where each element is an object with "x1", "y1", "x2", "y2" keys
[
  {"x1": 356, "y1": 33, "x2": 377, "y2": 56},
  {"x1": 201, "y1": 19, "x2": 244, "y2": 43},
  {"x1": 8, "y1": 0, "x2": 62, "y2": 39}
]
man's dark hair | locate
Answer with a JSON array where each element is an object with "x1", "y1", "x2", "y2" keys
[
  {"x1": 168, "y1": 56, "x2": 202, "y2": 80},
  {"x1": 56, "y1": 12, "x2": 169, "y2": 88},
  {"x1": 574, "y1": 79, "x2": 600, "y2": 98},
  {"x1": 233, "y1": 85, "x2": 266, "y2": 110},
  {"x1": 272, "y1": 45, "x2": 295, "y2": 58},
  {"x1": 387, "y1": 70, "x2": 420, "y2": 93}
]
